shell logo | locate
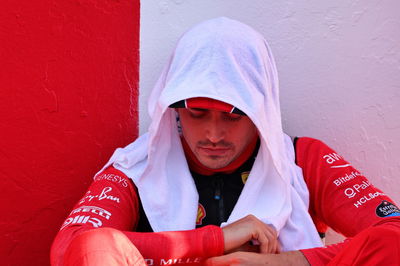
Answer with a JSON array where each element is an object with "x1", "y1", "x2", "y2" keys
[
  {"x1": 196, "y1": 203, "x2": 206, "y2": 225},
  {"x1": 241, "y1": 171, "x2": 250, "y2": 184}
]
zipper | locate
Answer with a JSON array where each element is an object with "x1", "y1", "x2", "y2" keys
[{"x1": 213, "y1": 176, "x2": 225, "y2": 224}]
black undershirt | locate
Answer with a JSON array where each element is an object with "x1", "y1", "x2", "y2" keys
[
  {"x1": 136, "y1": 141, "x2": 259, "y2": 232},
  {"x1": 193, "y1": 143, "x2": 258, "y2": 227}
]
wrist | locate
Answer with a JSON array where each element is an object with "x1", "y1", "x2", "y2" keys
[{"x1": 270, "y1": 251, "x2": 310, "y2": 266}]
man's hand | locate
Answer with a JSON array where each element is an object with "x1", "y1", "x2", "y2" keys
[
  {"x1": 222, "y1": 215, "x2": 280, "y2": 254},
  {"x1": 205, "y1": 251, "x2": 310, "y2": 266}
]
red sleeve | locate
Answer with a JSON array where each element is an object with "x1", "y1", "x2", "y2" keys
[
  {"x1": 295, "y1": 137, "x2": 400, "y2": 265},
  {"x1": 51, "y1": 166, "x2": 224, "y2": 266}
]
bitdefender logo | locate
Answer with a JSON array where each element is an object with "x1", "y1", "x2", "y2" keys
[{"x1": 375, "y1": 200, "x2": 400, "y2": 218}]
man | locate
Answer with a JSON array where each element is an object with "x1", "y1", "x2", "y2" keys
[{"x1": 51, "y1": 17, "x2": 400, "y2": 265}]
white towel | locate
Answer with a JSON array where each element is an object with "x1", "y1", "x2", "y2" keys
[{"x1": 98, "y1": 17, "x2": 323, "y2": 251}]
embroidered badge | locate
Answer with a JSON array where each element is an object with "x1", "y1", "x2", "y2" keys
[
  {"x1": 375, "y1": 200, "x2": 400, "y2": 218},
  {"x1": 196, "y1": 203, "x2": 206, "y2": 225},
  {"x1": 241, "y1": 171, "x2": 250, "y2": 184}
]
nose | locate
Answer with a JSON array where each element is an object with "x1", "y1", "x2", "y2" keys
[{"x1": 205, "y1": 113, "x2": 225, "y2": 144}]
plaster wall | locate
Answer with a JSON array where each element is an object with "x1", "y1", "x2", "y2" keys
[{"x1": 140, "y1": 0, "x2": 400, "y2": 243}]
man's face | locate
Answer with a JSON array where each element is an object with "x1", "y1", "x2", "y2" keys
[{"x1": 178, "y1": 108, "x2": 258, "y2": 169}]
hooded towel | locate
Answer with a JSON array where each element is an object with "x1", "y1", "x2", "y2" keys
[{"x1": 99, "y1": 17, "x2": 323, "y2": 251}]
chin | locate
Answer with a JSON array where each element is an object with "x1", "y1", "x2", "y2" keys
[{"x1": 200, "y1": 159, "x2": 231, "y2": 169}]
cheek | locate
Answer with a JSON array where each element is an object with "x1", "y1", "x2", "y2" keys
[
  {"x1": 233, "y1": 121, "x2": 257, "y2": 143},
  {"x1": 180, "y1": 117, "x2": 201, "y2": 144}
]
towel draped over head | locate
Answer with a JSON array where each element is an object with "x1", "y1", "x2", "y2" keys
[{"x1": 98, "y1": 17, "x2": 323, "y2": 251}]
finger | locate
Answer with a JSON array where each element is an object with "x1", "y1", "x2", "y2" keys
[
  {"x1": 255, "y1": 229, "x2": 270, "y2": 254},
  {"x1": 261, "y1": 225, "x2": 278, "y2": 253},
  {"x1": 276, "y1": 242, "x2": 281, "y2": 254},
  {"x1": 264, "y1": 229, "x2": 275, "y2": 254},
  {"x1": 255, "y1": 227, "x2": 274, "y2": 253},
  {"x1": 267, "y1": 230, "x2": 278, "y2": 254},
  {"x1": 272, "y1": 238, "x2": 278, "y2": 254}
]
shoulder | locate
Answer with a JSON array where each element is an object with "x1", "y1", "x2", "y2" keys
[
  {"x1": 294, "y1": 137, "x2": 336, "y2": 155},
  {"x1": 293, "y1": 136, "x2": 327, "y2": 154},
  {"x1": 294, "y1": 137, "x2": 346, "y2": 168},
  {"x1": 294, "y1": 136, "x2": 326, "y2": 147},
  {"x1": 94, "y1": 166, "x2": 132, "y2": 189}
]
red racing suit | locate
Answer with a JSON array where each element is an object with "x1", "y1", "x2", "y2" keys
[{"x1": 51, "y1": 137, "x2": 400, "y2": 265}]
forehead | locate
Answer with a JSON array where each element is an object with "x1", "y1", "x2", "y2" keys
[{"x1": 177, "y1": 108, "x2": 257, "y2": 135}]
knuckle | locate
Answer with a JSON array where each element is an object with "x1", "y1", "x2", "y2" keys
[{"x1": 246, "y1": 214, "x2": 255, "y2": 220}]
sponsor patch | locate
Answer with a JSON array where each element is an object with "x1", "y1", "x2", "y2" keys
[
  {"x1": 323, "y1": 152, "x2": 343, "y2": 164},
  {"x1": 333, "y1": 171, "x2": 361, "y2": 187},
  {"x1": 70, "y1": 205, "x2": 112, "y2": 220},
  {"x1": 196, "y1": 203, "x2": 206, "y2": 225},
  {"x1": 375, "y1": 200, "x2": 400, "y2": 218},
  {"x1": 160, "y1": 258, "x2": 201, "y2": 265},
  {"x1": 241, "y1": 171, "x2": 250, "y2": 184},
  {"x1": 79, "y1": 187, "x2": 120, "y2": 204},
  {"x1": 323, "y1": 152, "x2": 352, "y2": 168},
  {"x1": 61, "y1": 215, "x2": 102, "y2": 230},
  {"x1": 343, "y1": 180, "x2": 370, "y2": 198},
  {"x1": 354, "y1": 192, "x2": 385, "y2": 208},
  {"x1": 94, "y1": 173, "x2": 128, "y2": 187},
  {"x1": 60, "y1": 206, "x2": 112, "y2": 231}
]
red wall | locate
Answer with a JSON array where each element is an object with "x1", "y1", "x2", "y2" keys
[{"x1": 0, "y1": 1, "x2": 140, "y2": 265}]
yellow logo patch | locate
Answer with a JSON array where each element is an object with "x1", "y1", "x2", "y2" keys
[
  {"x1": 196, "y1": 203, "x2": 206, "y2": 225},
  {"x1": 241, "y1": 171, "x2": 250, "y2": 184}
]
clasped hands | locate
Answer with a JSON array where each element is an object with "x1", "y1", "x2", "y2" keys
[{"x1": 205, "y1": 215, "x2": 308, "y2": 266}]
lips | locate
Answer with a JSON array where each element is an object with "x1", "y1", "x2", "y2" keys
[{"x1": 198, "y1": 147, "x2": 231, "y2": 156}]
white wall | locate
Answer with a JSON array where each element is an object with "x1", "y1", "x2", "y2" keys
[{"x1": 140, "y1": 0, "x2": 400, "y2": 243}]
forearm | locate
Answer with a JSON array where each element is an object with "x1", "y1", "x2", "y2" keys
[
  {"x1": 51, "y1": 167, "x2": 226, "y2": 265},
  {"x1": 205, "y1": 250, "x2": 309, "y2": 265},
  {"x1": 123, "y1": 225, "x2": 224, "y2": 265},
  {"x1": 267, "y1": 251, "x2": 310, "y2": 266}
]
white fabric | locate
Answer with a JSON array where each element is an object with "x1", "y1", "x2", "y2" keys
[{"x1": 98, "y1": 17, "x2": 323, "y2": 251}]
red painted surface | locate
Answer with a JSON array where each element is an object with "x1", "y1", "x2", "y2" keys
[{"x1": 0, "y1": 0, "x2": 140, "y2": 265}]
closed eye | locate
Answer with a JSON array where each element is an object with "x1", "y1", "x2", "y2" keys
[
  {"x1": 188, "y1": 108, "x2": 208, "y2": 118},
  {"x1": 222, "y1": 112, "x2": 242, "y2": 122}
]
